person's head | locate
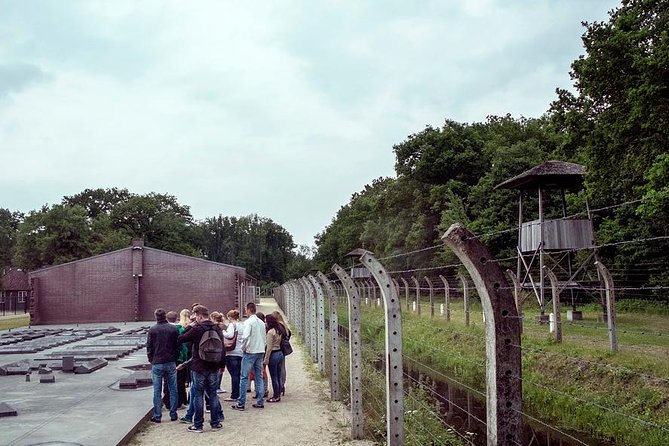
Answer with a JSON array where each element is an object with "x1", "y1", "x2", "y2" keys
[
  {"x1": 154, "y1": 308, "x2": 167, "y2": 322},
  {"x1": 256, "y1": 311, "x2": 265, "y2": 323},
  {"x1": 191, "y1": 302, "x2": 202, "y2": 311},
  {"x1": 166, "y1": 311, "x2": 178, "y2": 323},
  {"x1": 192, "y1": 305, "x2": 210, "y2": 322},
  {"x1": 226, "y1": 309, "x2": 240, "y2": 321},
  {"x1": 265, "y1": 313, "x2": 279, "y2": 331},
  {"x1": 210, "y1": 311, "x2": 224, "y2": 324},
  {"x1": 272, "y1": 311, "x2": 286, "y2": 325},
  {"x1": 179, "y1": 309, "x2": 191, "y2": 326},
  {"x1": 245, "y1": 302, "x2": 256, "y2": 316}
]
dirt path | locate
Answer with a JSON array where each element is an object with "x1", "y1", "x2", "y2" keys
[{"x1": 130, "y1": 298, "x2": 374, "y2": 446}]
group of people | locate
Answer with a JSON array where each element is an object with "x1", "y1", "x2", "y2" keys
[{"x1": 146, "y1": 301, "x2": 291, "y2": 433}]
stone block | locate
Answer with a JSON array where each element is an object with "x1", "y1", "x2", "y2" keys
[
  {"x1": 62, "y1": 356, "x2": 75, "y2": 373},
  {"x1": 40, "y1": 373, "x2": 55, "y2": 383},
  {"x1": 119, "y1": 377, "x2": 138, "y2": 389},
  {"x1": 74, "y1": 358, "x2": 108, "y2": 374},
  {"x1": 0, "y1": 402, "x2": 18, "y2": 417}
]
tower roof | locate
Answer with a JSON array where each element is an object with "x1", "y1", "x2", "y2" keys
[{"x1": 495, "y1": 161, "x2": 585, "y2": 190}]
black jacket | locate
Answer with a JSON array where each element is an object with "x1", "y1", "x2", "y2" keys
[
  {"x1": 147, "y1": 320, "x2": 179, "y2": 365},
  {"x1": 177, "y1": 320, "x2": 225, "y2": 373}
]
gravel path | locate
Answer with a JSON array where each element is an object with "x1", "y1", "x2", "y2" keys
[{"x1": 129, "y1": 298, "x2": 374, "y2": 446}]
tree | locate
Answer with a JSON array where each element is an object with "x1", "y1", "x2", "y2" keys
[{"x1": 0, "y1": 208, "x2": 22, "y2": 271}]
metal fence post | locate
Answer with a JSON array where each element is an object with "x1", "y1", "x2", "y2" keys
[
  {"x1": 332, "y1": 264, "x2": 364, "y2": 440},
  {"x1": 359, "y1": 252, "x2": 404, "y2": 446},
  {"x1": 442, "y1": 223, "x2": 522, "y2": 446},
  {"x1": 317, "y1": 271, "x2": 341, "y2": 400}
]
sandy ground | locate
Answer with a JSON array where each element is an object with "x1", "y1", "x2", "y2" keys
[{"x1": 129, "y1": 298, "x2": 375, "y2": 446}]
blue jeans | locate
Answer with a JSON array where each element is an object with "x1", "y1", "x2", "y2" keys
[
  {"x1": 268, "y1": 350, "x2": 284, "y2": 398},
  {"x1": 226, "y1": 355, "x2": 242, "y2": 399},
  {"x1": 152, "y1": 362, "x2": 177, "y2": 420},
  {"x1": 238, "y1": 353, "x2": 264, "y2": 407},
  {"x1": 191, "y1": 369, "x2": 223, "y2": 429}
]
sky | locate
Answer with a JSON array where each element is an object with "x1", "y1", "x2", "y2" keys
[{"x1": 0, "y1": 0, "x2": 620, "y2": 247}]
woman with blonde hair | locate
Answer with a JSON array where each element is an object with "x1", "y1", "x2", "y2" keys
[
  {"x1": 272, "y1": 311, "x2": 290, "y2": 396},
  {"x1": 176, "y1": 309, "x2": 191, "y2": 408}
]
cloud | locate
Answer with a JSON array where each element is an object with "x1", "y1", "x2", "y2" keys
[{"x1": 0, "y1": 63, "x2": 51, "y2": 98}]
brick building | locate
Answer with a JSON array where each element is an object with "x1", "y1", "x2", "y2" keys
[
  {"x1": 28, "y1": 239, "x2": 255, "y2": 324},
  {"x1": 1, "y1": 267, "x2": 30, "y2": 315}
]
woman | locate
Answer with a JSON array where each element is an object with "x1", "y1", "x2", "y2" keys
[
  {"x1": 223, "y1": 309, "x2": 243, "y2": 402},
  {"x1": 176, "y1": 309, "x2": 191, "y2": 407},
  {"x1": 272, "y1": 310, "x2": 290, "y2": 396},
  {"x1": 209, "y1": 311, "x2": 228, "y2": 396},
  {"x1": 263, "y1": 314, "x2": 284, "y2": 402}
]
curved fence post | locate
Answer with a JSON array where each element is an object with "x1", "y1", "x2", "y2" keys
[
  {"x1": 411, "y1": 276, "x2": 421, "y2": 315},
  {"x1": 400, "y1": 277, "x2": 410, "y2": 311},
  {"x1": 442, "y1": 223, "x2": 522, "y2": 446},
  {"x1": 301, "y1": 277, "x2": 317, "y2": 362},
  {"x1": 459, "y1": 273, "x2": 470, "y2": 327},
  {"x1": 359, "y1": 252, "x2": 404, "y2": 446},
  {"x1": 544, "y1": 267, "x2": 562, "y2": 343},
  {"x1": 505, "y1": 270, "x2": 523, "y2": 334},
  {"x1": 317, "y1": 271, "x2": 341, "y2": 400},
  {"x1": 424, "y1": 276, "x2": 434, "y2": 318},
  {"x1": 595, "y1": 261, "x2": 618, "y2": 353},
  {"x1": 392, "y1": 278, "x2": 400, "y2": 300},
  {"x1": 309, "y1": 274, "x2": 326, "y2": 375},
  {"x1": 439, "y1": 274, "x2": 451, "y2": 321},
  {"x1": 332, "y1": 264, "x2": 364, "y2": 440}
]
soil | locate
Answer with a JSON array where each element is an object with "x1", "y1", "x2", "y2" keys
[{"x1": 129, "y1": 298, "x2": 375, "y2": 446}]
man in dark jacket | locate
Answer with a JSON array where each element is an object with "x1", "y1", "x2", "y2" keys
[
  {"x1": 177, "y1": 304, "x2": 225, "y2": 433},
  {"x1": 147, "y1": 308, "x2": 179, "y2": 423}
]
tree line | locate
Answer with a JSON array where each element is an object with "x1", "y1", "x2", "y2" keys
[
  {"x1": 314, "y1": 0, "x2": 669, "y2": 297},
  {"x1": 0, "y1": 188, "x2": 315, "y2": 292}
]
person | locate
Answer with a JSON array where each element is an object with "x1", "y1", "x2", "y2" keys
[
  {"x1": 177, "y1": 309, "x2": 195, "y2": 424},
  {"x1": 248, "y1": 311, "x2": 268, "y2": 398},
  {"x1": 263, "y1": 314, "x2": 284, "y2": 402},
  {"x1": 223, "y1": 309, "x2": 243, "y2": 403},
  {"x1": 209, "y1": 311, "x2": 228, "y2": 397},
  {"x1": 147, "y1": 308, "x2": 179, "y2": 423},
  {"x1": 232, "y1": 302, "x2": 266, "y2": 411},
  {"x1": 177, "y1": 305, "x2": 224, "y2": 433},
  {"x1": 272, "y1": 310, "x2": 291, "y2": 396},
  {"x1": 162, "y1": 311, "x2": 189, "y2": 409}
]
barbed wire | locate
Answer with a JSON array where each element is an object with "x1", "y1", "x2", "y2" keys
[
  {"x1": 514, "y1": 374, "x2": 669, "y2": 434},
  {"x1": 510, "y1": 408, "x2": 591, "y2": 446},
  {"x1": 509, "y1": 343, "x2": 669, "y2": 385},
  {"x1": 402, "y1": 355, "x2": 485, "y2": 398}
]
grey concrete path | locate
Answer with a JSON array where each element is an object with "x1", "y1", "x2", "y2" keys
[
  {"x1": 0, "y1": 322, "x2": 153, "y2": 446},
  {"x1": 130, "y1": 298, "x2": 374, "y2": 446}
]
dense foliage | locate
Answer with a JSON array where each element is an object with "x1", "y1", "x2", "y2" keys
[
  {"x1": 315, "y1": 0, "x2": 669, "y2": 296},
  {"x1": 1, "y1": 188, "x2": 312, "y2": 288}
]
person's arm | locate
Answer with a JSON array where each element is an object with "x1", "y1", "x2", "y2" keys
[
  {"x1": 241, "y1": 320, "x2": 252, "y2": 352},
  {"x1": 146, "y1": 330, "x2": 154, "y2": 363},
  {"x1": 263, "y1": 330, "x2": 273, "y2": 365},
  {"x1": 222, "y1": 321, "x2": 236, "y2": 339},
  {"x1": 177, "y1": 324, "x2": 197, "y2": 345}
]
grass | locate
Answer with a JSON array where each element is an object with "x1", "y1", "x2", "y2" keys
[
  {"x1": 332, "y1": 298, "x2": 669, "y2": 446},
  {"x1": 0, "y1": 313, "x2": 30, "y2": 331}
]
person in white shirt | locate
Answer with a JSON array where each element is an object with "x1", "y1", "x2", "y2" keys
[{"x1": 231, "y1": 302, "x2": 266, "y2": 410}]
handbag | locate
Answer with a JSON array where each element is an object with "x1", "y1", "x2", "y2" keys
[
  {"x1": 280, "y1": 328, "x2": 293, "y2": 356},
  {"x1": 224, "y1": 326, "x2": 237, "y2": 351}
]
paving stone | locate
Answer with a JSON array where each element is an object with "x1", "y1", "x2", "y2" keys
[
  {"x1": 119, "y1": 377, "x2": 138, "y2": 389},
  {"x1": 0, "y1": 402, "x2": 17, "y2": 417},
  {"x1": 74, "y1": 358, "x2": 108, "y2": 374},
  {"x1": 39, "y1": 373, "x2": 55, "y2": 383}
]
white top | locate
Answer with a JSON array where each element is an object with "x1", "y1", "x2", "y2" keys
[
  {"x1": 224, "y1": 320, "x2": 244, "y2": 357},
  {"x1": 241, "y1": 314, "x2": 266, "y2": 354}
]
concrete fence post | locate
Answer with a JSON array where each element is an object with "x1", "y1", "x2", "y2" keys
[
  {"x1": 400, "y1": 277, "x2": 410, "y2": 311},
  {"x1": 595, "y1": 261, "x2": 618, "y2": 353},
  {"x1": 442, "y1": 223, "x2": 522, "y2": 446},
  {"x1": 308, "y1": 275, "x2": 326, "y2": 375},
  {"x1": 459, "y1": 273, "x2": 470, "y2": 327},
  {"x1": 317, "y1": 271, "x2": 341, "y2": 400},
  {"x1": 332, "y1": 264, "x2": 364, "y2": 440},
  {"x1": 359, "y1": 252, "x2": 404, "y2": 446},
  {"x1": 411, "y1": 276, "x2": 421, "y2": 315},
  {"x1": 505, "y1": 270, "x2": 523, "y2": 334},
  {"x1": 544, "y1": 267, "x2": 562, "y2": 343},
  {"x1": 439, "y1": 275, "x2": 451, "y2": 321}
]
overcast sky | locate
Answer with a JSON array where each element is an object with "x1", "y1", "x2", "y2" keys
[{"x1": 0, "y1": 0, "x2": 619, "y2": 247}]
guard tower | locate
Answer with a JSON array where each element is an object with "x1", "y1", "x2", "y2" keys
[{"x1": 496, "y1": 161, "x2": 598, "y2": 321}]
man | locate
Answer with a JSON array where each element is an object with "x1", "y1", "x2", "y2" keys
[
  {"x1": 232, "y1": 301, "x2": 266, "y2": 411},
  {"x1": 177, "y1": 305, "x2": 224, "y2": 433},
  {"x1": 162, "y1": 311, "x2": 189, "y2": 409},
  {"x1": 146, "y1": 308, "x2": 179, "y2": 423}
]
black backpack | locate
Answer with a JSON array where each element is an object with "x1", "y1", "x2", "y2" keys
[{"x1": 198, "y1": 324, "x2": 223, "y2": 363}]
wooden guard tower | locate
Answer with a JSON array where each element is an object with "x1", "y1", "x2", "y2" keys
[{"x1": 496, "y1": 161, "x2": 598, "y2": 321}]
